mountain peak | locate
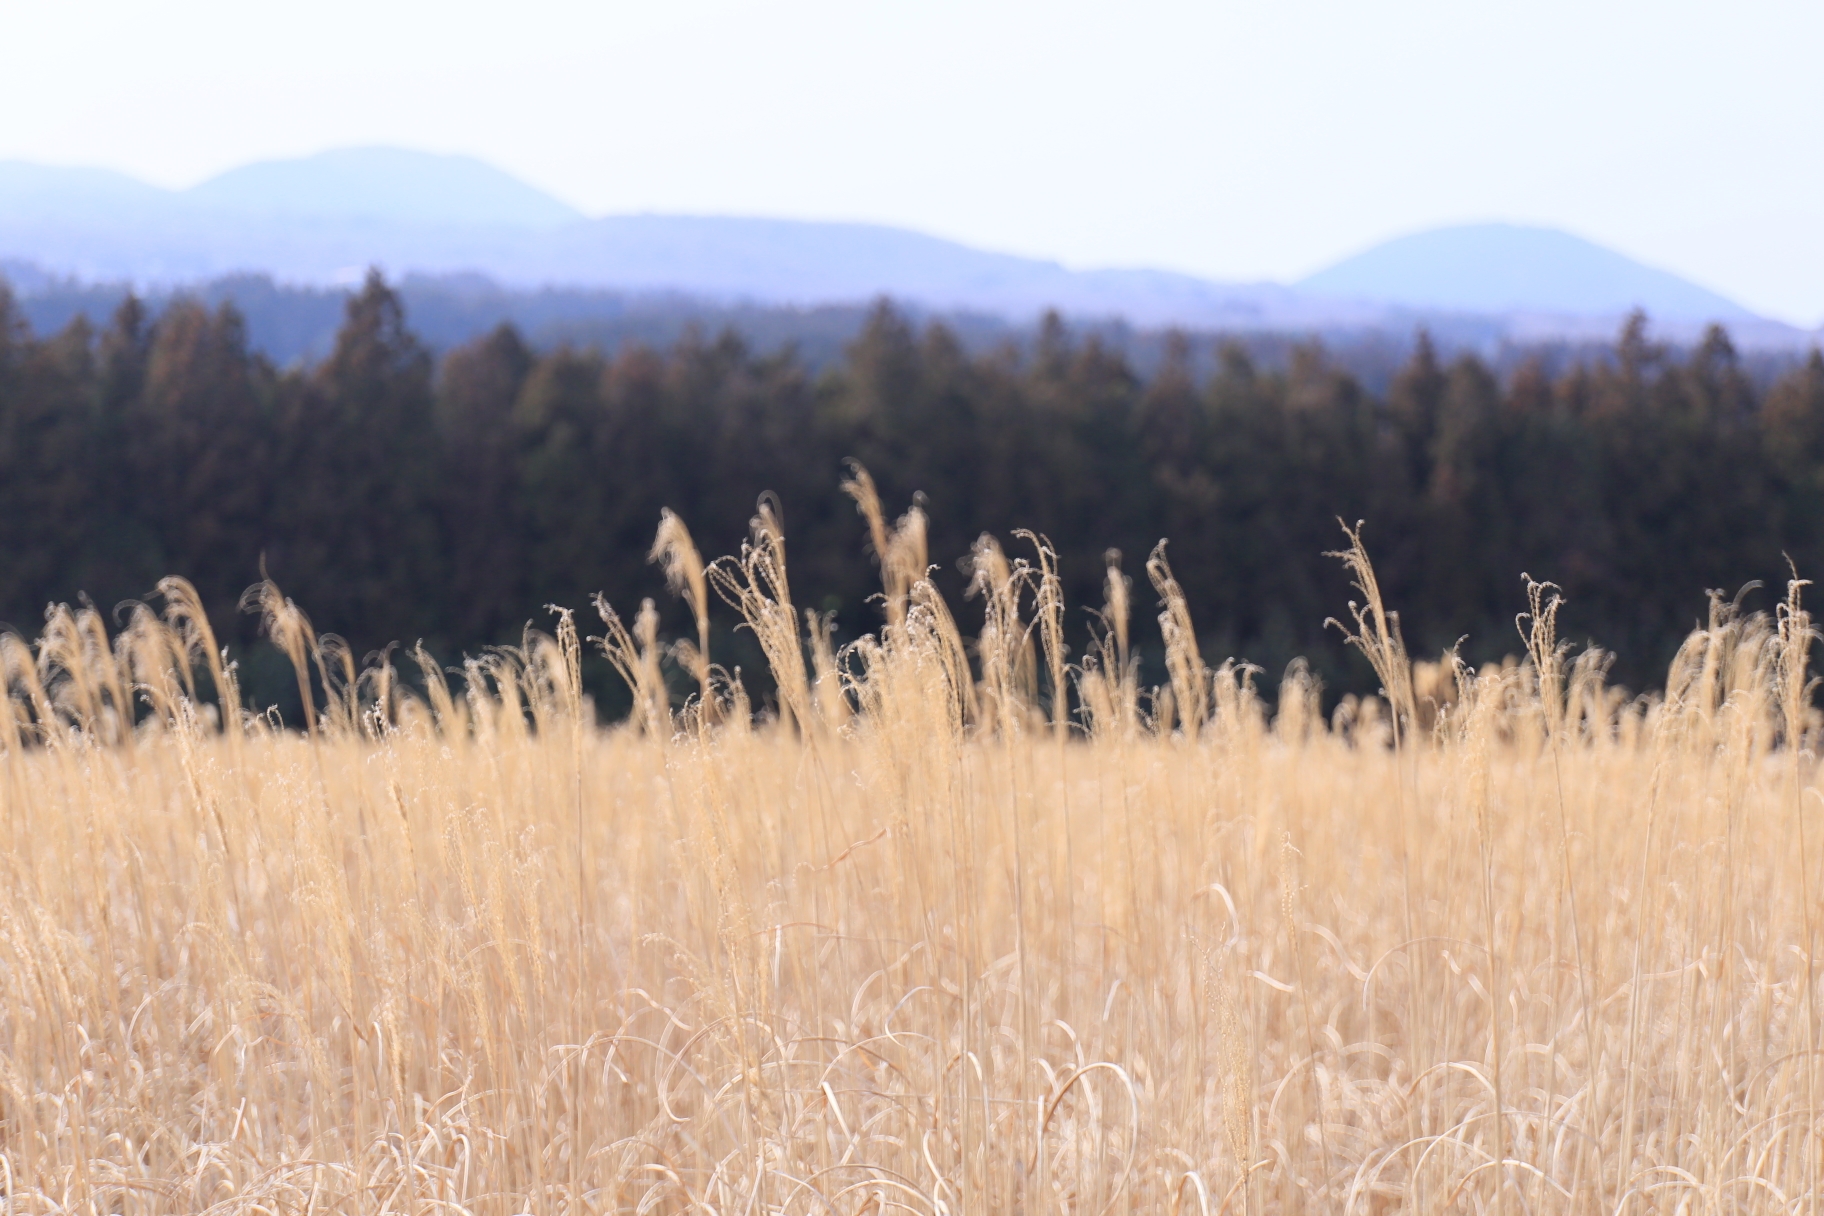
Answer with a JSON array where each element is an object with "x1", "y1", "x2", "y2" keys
[
  {"x1": 1298, "y1": 223, "x2": 1754, "y2": 322},
  {"x1": 184, "y1": 147, "x2": 584, "y2": 230},
  {"x1": 0, "y1": 160, "x2": 170, "y2": 219}
]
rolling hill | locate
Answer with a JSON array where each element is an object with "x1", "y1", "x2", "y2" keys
[
  {"x1": 184, "y1": 147, "x2": 585, "y2": 228},
  {"x1": 1299, "y1": 223, "x2": 1756, "y2": 323},
  {"x1": 0, "y1": 148, "x2": 1808, "y2": 346}
]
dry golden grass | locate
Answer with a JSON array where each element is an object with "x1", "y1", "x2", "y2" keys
[{"x1": 1, "y1": 493, "x2": 1821, "y2": 1215}]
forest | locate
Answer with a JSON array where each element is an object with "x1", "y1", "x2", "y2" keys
[{"x1": 3, "y1": 268, "x2": 1821, "y2": 710}]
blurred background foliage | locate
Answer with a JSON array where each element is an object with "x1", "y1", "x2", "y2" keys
[{"x1": 3, "y1": 270, "x2": 1820, "y2": 716}]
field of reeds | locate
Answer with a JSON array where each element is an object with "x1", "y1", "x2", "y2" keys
[{"x1": 2, "y1": 469, "x2": 1821, "y2": 1215}]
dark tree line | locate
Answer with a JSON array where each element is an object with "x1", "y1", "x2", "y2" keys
[{"x1": 2, "y1": 269, "x2": 1822, "y2": 709}]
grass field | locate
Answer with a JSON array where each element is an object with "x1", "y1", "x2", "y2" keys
[{"x1": 1, "y1": 484, "x2": 1820, "y2": 1214}]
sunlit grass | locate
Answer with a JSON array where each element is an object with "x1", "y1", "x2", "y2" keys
[{"x1": 1, "y1": 481, "x2": 1819, "y2": 1214}]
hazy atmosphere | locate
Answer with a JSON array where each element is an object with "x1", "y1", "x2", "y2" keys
[
  {"x1": 5, "y1": 4, "x2": 1824, "y2": 1215},
  {"x1": 5, "y1": 0, "x2": 1823, "y2": 323}
]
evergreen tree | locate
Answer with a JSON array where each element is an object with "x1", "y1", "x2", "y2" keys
[
  {"x1": 0, "y1": 264, "x2": 1820, "y2": 702},
  {"x1": 437, "y1": 324, "x2": 535, "y2": 643},
  {"x1": 272, "y1": 271, "x2": 440, "y2": 645},
  {"x1": 124, "y1": 301, "x2": 275, "y2": 615}
]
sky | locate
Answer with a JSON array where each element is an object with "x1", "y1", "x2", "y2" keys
[{"x1": 3, "y1": 0, "x2": 1822, "y2": 325}]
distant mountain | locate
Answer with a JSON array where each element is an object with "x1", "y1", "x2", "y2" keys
[
  {"x1": 1299, "y1": 223, "x2": 1755, "y2": 323},
  {"x1": 0, "y1": 151, "x2": 1810, "y2": 347},
  {"x1": 185, "y1": 148, "x2": 584, "y2": 229},
  {"x1": 0, "y1": 156, "x2": 1331, "y2": 329},
  {"x1": 480, "y1": 214, "x2": 1339, "y2": 329},
  {"x1": 0, "y1": 161, "x2": 172, "y2": 220}
]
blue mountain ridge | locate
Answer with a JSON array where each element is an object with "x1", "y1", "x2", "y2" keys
[
  {"x1": 0, "y1": 148, "x2": 1807, "y2": 345},
  {"x1": 1298, "y1": 223, "x2": 1755, "y2": 323},
  {"x1": 184, "y1": 148, "x2": 584, "y2": 229}
]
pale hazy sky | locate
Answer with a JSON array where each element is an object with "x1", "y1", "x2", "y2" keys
[{"x1": 3, "y1": 0, "x2": 1822, "y2": 324}]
